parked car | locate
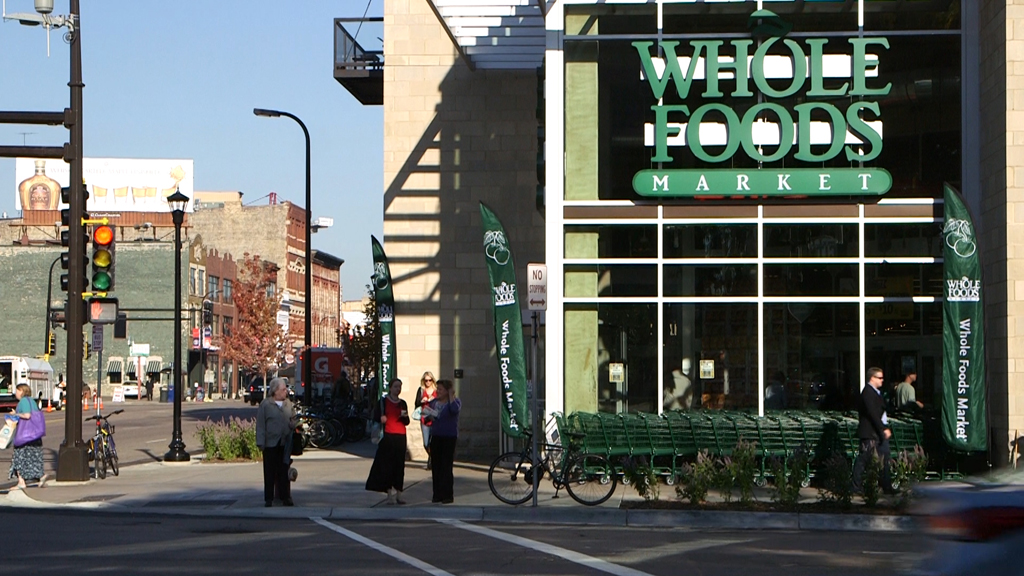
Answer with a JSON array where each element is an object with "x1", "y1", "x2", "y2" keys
[
  {"x1": 244, "y1": 378, "x2": 265, "y2": 406},
  {"x1": 914, "y1": 467, "x2": 1024, "y2": 575},
  {"x1": 120, "y1": 381, "x2": 140, "y2": 399}
]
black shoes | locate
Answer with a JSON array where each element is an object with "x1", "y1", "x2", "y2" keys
[{"x1": 283, "y1": 499, "x2": 294, "y2": 507}]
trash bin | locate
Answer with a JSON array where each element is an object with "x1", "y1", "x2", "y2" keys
[
  {"x1": 166, "y1": 386, "x2": 174, "y2": 403},
  {"x1": 159, "y1": 387, "x2": 168, "y2": 403}
]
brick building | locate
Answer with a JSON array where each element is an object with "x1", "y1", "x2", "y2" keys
[{"x1": 311, "y1": 249, "x2": 344, "y2": 348}]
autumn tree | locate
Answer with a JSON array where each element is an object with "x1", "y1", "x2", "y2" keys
[
  {"x1": 344, "y1": 285, "x2": 378, "y2": 387},
  {"x1": 221, "y1": 254, "x2": 287, "y2": 393}
]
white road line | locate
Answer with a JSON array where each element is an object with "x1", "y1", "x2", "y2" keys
[
  {"x1": 438, "y1": 519, "x2": 656, "y2": 576},
  {"x1": 310, "y1": 517, "x2": 456, "y2": 576}
]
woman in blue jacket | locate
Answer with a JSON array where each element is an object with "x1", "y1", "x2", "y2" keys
[{"x1": 423, "y1": 379, "x2": 460, "y2": 504}]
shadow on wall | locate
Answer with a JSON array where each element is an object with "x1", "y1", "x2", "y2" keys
[{"x1": 382, "y1": 63, "x2": 542, "y2": 462}]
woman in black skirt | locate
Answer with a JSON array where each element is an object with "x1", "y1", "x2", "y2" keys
[{"x1": 365, "y1": 379, "x2": 410, "y2": 504}]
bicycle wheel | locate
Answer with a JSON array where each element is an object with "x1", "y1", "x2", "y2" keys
[
  {"x1": 564, "y1": 453, "x2": 616, "y2": 506},
  {"x1": 307, "y1": 420, "x2": 333, "y2": 448},
  {"x1": 488, "y1": 451, "x2": 535, "y2": 505},
  {"x1": 95, "y1": 439, "x2": 107, "y2": 480},
  {"x1": 106, "y1": 442, "x2": 119, "y2": 477}
]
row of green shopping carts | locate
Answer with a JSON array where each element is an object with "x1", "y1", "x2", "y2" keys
[{"x1": 557, "y1": 410, "x2": 925, "y2": 486}]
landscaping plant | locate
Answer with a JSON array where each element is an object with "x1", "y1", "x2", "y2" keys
[
  {"x1": 676, "y1": 450, "x2": 715, "y2": 504},
  {"x1": 621, "y1": 456, "x2": 660, "y2": 502}
]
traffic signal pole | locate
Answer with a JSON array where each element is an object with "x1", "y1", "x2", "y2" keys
[{"x1": 56, "y1": 0, "x2": 89, "y2": 481}]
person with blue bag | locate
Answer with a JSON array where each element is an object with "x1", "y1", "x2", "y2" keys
[{"x1": 8, "y1": 384, "x2": 48, "y2": 490}]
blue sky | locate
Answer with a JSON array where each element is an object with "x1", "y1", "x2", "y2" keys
[{"x1": 0, "y1": 0, "x2": 384, "y2": 302}]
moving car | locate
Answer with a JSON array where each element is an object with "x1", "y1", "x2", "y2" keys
[
  {"x1": 914, "y1": 467, "x2": 1024, "y2": 575},
  {"x1": 120, "y1": 381, "x2": 140, "y2": 399}
]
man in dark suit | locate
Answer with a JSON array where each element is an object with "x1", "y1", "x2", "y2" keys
[{"x1": 853, "y1": 366, "x2": 892, "y2": 493}]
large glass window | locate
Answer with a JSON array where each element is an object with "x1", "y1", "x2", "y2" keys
[
  {"x1": 764, "y1": 303, "x2": 860, "y2": 411},
  {"x1": 664, "y1": 225, "x2": 757, "y2": 258},
  {"x1": 664, "y1": 265, "x2": 757, "y2": 297},
  {"x1": 764, "y1": 224, "x2": 858, "y2": 258},
  {"x1": 664, "y1": 304, "x2": 758, "y2": 411}
]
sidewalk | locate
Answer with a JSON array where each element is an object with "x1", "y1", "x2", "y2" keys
[{"x1": 0, "y1": 441, "x2": 916, "y2": 532}]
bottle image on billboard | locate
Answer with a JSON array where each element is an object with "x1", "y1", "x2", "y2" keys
[{"x1": 18, "y1": 160, "x2": 61, "y2": 211}]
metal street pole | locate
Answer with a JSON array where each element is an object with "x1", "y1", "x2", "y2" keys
[
  {"x1": 44, "y1": 255, "x2": 60, "y2": 356},
  {"x1": 253, "y1": 108, "x2": 312, "y2": 406},
  {"x1": 56, "y1": 0, "x2": 89, "y2": 481},
  {"x1": 165, "y1": 190, "x2": 190, "y2": 461}
]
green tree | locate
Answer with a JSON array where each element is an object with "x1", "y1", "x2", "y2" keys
[{"x1": 344, "y1": 285, "x2": 378, "y2": 386}]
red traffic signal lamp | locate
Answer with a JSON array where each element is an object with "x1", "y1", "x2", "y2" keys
[
  {"x1": 88, "y1": 297, "x2": 119, "y2": 324},
  {"x1": 91, "y1": 224, "x2": 115, "y2": 291}
]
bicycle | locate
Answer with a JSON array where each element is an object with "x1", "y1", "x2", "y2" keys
[
  {"x1": 487, "y1": 433, "x2": 617, "y2": 506},
  {"x1": 86, "y1": 409, "x2": 123, "y2": 479}
]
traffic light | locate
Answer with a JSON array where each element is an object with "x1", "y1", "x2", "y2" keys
[
  {"x1": 113, "y1": 312, "x2": 127, "y2": 339},
  {"x1": 47, "y1": 333, "x2": 56, "y2": 356},
  {"x1": 88, "y1": 297, "x2": 119, "y2": 324},
  {"x1": 91, "y1": 224, "x2": 115, "y2": 292},
  {"x1": 202, "y1": 300, "x2": 213, "y2": 325}
]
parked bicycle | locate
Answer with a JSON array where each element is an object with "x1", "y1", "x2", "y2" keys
[
  {"x1": 487, "y1": 433, "x2": 617, "y2": 506},
  {"x1": 294, "y1": 398, "x2": 369, "y2": 449},
  {"x1": 86, "y1": 409, "x2": 123, "y2": 479}
]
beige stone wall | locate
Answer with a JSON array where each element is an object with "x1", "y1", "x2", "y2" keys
[
  {"x1": 384, "y1": 0, "x2": 543, "y2": 461},
  {"x1": 980, "y1": 0, "x2": 1024, "y2": 464}
]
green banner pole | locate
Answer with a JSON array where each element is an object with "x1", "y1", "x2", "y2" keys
[
  {"x1": 371, "y1": 236, "x2": 396, "y2": 403},
  {"x1": 941, "y1": 184, "x2": 987, "y2": 452},
  {"x1": 479, "y1": 203, "x2": 530, "y2": 438}
]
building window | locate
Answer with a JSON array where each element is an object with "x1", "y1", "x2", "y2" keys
[
  {"x1": 208, "y1": 275, "x2": 219, "y2": 300},
  {"x1": 197, "y1": 269, "x2": 205, "y2": 296},
  {"x1": 223, "y1": 279, "x2": 233, "y2": 303},
  {"x1": 223, "y1": 316, "x2": 232, "y2": 336},
  {"x1": 189, "y1": 266, "x2": 197, "y2": 296},
  {"x1": 212, "y1": 315, "x2": 220, "y2": 337}
]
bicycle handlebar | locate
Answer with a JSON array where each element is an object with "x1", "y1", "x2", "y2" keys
[{"x1": 85, "y1": 408, "x2": 124, "y2": 421}]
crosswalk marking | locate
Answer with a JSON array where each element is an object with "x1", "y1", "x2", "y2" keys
[
  {"x1": 310, "y1": 517, "x2": 456, "y2": 576},
  {"x1": 439, "y1": 518, "x2": 657, "y2": 576}
]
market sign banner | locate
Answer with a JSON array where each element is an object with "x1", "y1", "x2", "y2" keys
[
  {"x1": 632, "y1": 14, "x2": 892, "y2": 197},
  {"x1": 633, "y1": 168, "x2": 891, "y2": 198},
  {"x1": 479, "y1": 203, "x2": 530, "y2": 438},
  {"x1": 371, "y1": 236, "x2": 396, "y2": 402},
  {"x1": 941, "y1": 184, "x2": 987, "y2": 452}
]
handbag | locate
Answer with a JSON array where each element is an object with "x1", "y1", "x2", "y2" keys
[
  {"x1": 370, "y1": 421, "x2": 383, "y2": 445},
  {"x1": 0, "y1": 418, "x2": 16, "y2": 450},
  {"x1": 13, "y1": 410, "x2": 45, "y2": 447},
  {"x1": 412, "y1": 407, "x2": 422, "y2": 421}
]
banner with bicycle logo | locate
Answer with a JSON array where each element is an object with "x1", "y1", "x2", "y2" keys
[
  {"x1": 480, "y1": 203, "x2": 530, "y2": 438},
  {"x1": 941, "y1": 184, "x2": 987, "y2": 452},
  {"x1": 371, "y1": 235, "x2": 396, "y2": 403}
]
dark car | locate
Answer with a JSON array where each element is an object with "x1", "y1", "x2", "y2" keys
[{"x1": 244, "y1": 378, "x2": 265, "y2": 406}]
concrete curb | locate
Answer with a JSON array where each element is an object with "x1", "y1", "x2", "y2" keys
[{"x1": 0, "y1": 492, "x2": 917, "y2": 532}]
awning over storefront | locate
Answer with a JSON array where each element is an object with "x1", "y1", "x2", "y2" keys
[
  {"x1": 105, "y1": 359, "x2": 122, "y2": 374},
  {"x1": 125, "y1": 363, "x2": 137, "y2": 377},
  {"x1": 145, "y1": 360, "x2": 162, "y2": 374}
]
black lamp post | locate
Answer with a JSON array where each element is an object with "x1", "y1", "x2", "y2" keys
[
  {"x1": 253, "y1": 108, "x2": 312, "y2": 406},
  {"x1": 165, "y1": 188, "x2": 191, "y2": 462}
]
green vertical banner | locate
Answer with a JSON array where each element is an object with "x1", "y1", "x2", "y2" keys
[
  {"x1": 371, "y1": 236, "x2": 396, "y2": 402},
  {"x1": 942, "y1": 184, "x2": 987, "y2": 451},
  {"x1": 479, "y1": 203, "x2": 530, "y2": 438}
]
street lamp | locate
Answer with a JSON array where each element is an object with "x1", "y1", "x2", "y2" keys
[
  {"x1": 253, "y1": 107, "x2": 312, "y2": 405},
  {"x1": 165, "y1": 188, "x2": 190, "y2": 462}
]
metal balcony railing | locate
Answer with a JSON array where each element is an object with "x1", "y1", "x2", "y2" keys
[{"x1": 334, "y1": 17, "x2": 383, "y2": 106}]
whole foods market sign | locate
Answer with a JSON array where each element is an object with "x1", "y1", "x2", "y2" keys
[{"x1": 632, "y1": 31, "x2": 892, "y2": 198}]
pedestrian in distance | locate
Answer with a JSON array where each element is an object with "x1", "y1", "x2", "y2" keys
[
  {"x1": 414, "y1": 371, "x2": 437, "y2": 470},
  {"x1": 423, "y1": 378, "x2": 460, "y2": 504},
  {"x1": 853, "y1": 367, "x2": 893, "y2": 495},
  {"x1": 894, "y1": 370, "x2": 923, "y2": 412},
  {"x1": 8, "y1": 384, "x2": 49, "y2": 490},
  {"x1": 144, "y1": 377, "x2": 154, "y2": 402},
  {"x1": 366, "y1": 378, "x2": 411, "y2": 504},
  {"x1": 256, "y1": 378, "x2": 297, "y2": 507}
]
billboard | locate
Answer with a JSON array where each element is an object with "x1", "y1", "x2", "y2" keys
[{"x1": 15, "y1": 157, "x2": 194, "y2": 213}]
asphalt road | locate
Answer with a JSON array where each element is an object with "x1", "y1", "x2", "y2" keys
[
  {"x1": 0, "y1": 399, "x2": 255, "y2": 478},
  {"x1": 2, "y1": 509, "x2": 931, "y2": 575}
]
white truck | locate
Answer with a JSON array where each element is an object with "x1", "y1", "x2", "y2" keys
[{"x1": 0, "y1": 356, "x2": 54, "y2": 412}]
